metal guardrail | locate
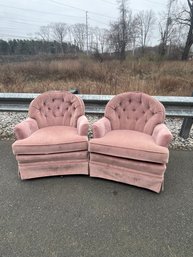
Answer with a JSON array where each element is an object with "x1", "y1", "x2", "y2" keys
[
  {"x1": 0, "y1": 93, "x2": 193, "y2": 137},
  {"x1": 179, "y1": 92, "x2": 193, "y2": 139},
  {"x1": 0, "y1": 93, "x2": 193, "y2": 117}
]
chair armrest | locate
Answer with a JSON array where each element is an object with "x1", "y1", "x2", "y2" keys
[
  {"x1": 92, "y1": 117, "x2": 111, "y2": 138},
  {"x1": 152, "y1": 124, "x2": 173, "y2": 147},
  {"x1": 77, "y1": 115, "x2": 89, "y2": 136},
  {"x1": 14, "y1": 118, "x2": 39, "y2": 140}
]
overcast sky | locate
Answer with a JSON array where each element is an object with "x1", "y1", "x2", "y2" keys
[{"x1": 0, "y1": 0, "x2": 186, "y2": 42}]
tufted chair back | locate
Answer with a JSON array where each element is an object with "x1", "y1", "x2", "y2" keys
[
  {"x1": 29, "y1": 91, "x2": 85, "y2": 128},
  {"x1": 105, "y1": 92, "x2": 165, "y2": 135}
]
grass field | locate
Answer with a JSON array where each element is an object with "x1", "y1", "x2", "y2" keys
[{"x1": 0, "y1": 58, "x2": 192, "y2": 96}]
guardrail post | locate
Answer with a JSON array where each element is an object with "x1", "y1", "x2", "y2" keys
[
  {"x1": 179, "y1": 92, "x2": 193, "y2": 139},
  {"x1": 69, "y1": 88, "x2": 79, "y2": 94}
]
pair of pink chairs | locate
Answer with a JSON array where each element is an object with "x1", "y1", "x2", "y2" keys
[{"x1": 12, "y1": 90, "x2": 173, "y2": 193}]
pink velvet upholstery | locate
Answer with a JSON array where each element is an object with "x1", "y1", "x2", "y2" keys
[
  {"x1": 89, "y1": 92, "x2": 173, "y2": 193},
  {"x1": 12, "y1": 90, "x2": 89, "y2": 179}
]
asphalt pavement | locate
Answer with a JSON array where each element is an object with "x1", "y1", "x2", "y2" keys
[{"x1": 0, "y1": 141, "x2": 193, "y2": 257}]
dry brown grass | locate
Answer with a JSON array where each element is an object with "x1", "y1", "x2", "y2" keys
[{"x1": 0, "y1": 58, "x2": 192, "y2": 95}]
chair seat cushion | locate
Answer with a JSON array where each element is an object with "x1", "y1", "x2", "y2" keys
[
  {"x1": 12, "y1": 126, "x2": 88, "y2": 155},
  {"x1": 89, "y1": 130, "x2": 169, "y2": 164}
]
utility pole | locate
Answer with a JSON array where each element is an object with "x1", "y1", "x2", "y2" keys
[
  {"x1": 86, "y1": 11, "x2": 89, "y2": 55},
  {"x1": 120, "y1": 0, "x2": 127, "y2": 61}
]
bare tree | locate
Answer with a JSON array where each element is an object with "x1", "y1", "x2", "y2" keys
[
  {"x1": 88, "y1": 27, "x2": 95, "y2": 51},
  {"x1": 167, "y1": 23, "x2": 187, "y2": 58},
  {"x1": 175, "y1": 0, "x2": 193, "y2": 60},
  {"x1": 126, "y1": 14, "x2": 139, "y2": 56},
  {"x1": 108, "y1": 22, "x2": 122, "y2": 54},
  {"x1": 88, "y1": 27, "x2": 108, "y2": 54},
  {"x1": 108, "y1": 0, "x2": 134, "y2": 60},
  {"x1": 118, "y1": 0, "x2": 129, "y2": 60},
  {"x1": 36, "y1": 25, "x2": 52, "y2": 54},
  {"x1": 71, "y1": 23, "x2": 86, "y2": 51},
  {"x1": 159, "y1": 0, "x2": 176, "y2": 57},
  {"x1": 136, "y1": 10, "x2": 156, "y2": 54},
  {"x1": 52, "y1": 23, "x2": 68, "y2": 54},
  {"x1": 37, "y1": 25, "x2": 51, "y2": 42},
  {"x1": 98, "y1": 28, "x2": 108, "y2": 54}
]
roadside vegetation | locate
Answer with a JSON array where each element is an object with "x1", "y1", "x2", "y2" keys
[
  {"x1": 0, "y1": 1, "x2": 193, "y2": 96},
  {"x1": 0, "y1": 57, "x2": 192, "y2": 96}
]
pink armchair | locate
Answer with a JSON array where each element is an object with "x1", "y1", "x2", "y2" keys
[
  {"x1": 12, "y1": 91, "x2": 89, "y2": 179},
  {"x1": 89, "y1": 92, "x2": 173, "y2": 193}
]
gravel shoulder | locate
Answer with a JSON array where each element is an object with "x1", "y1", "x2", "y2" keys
[{"x1": 0, "y1": 112, "x2": 193, "y2": 150}]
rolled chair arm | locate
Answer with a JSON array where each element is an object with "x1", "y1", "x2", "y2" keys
[
  {"x1": 92, "y1": 117, "x2": 111, "y2": 138},
  {"x1": 152, "y1": 124, "x2": 173, "y2": 147},
  {"x1": 77, "y1": 115, "x2": 89, "y2": 136},
  {"x1": 14, "y1": 118, "x2": 39, "y2": 140}
]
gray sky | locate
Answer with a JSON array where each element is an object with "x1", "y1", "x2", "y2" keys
[{"x1": 0, "y1": 0, "x2": 186, "y2": 41}]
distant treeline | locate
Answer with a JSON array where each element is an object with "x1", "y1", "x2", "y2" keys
[{"x1": 0, "y1": 39, "x2": 80, "y2": 55}]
